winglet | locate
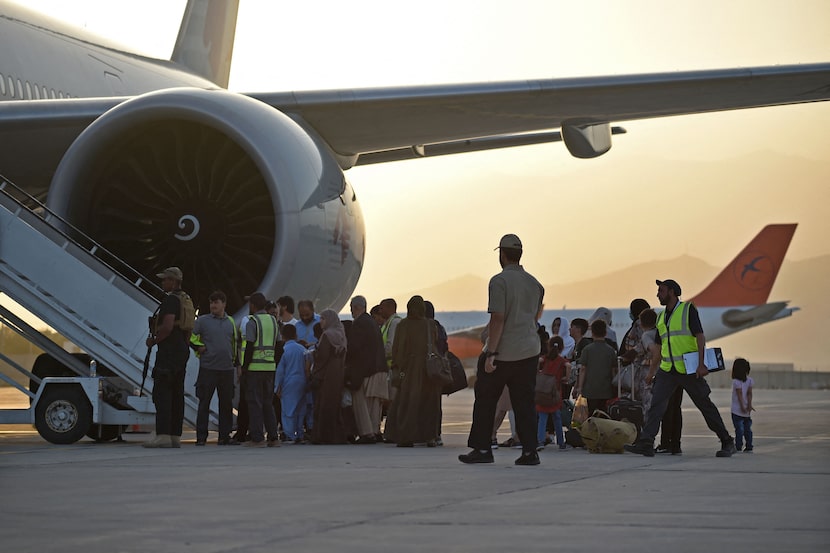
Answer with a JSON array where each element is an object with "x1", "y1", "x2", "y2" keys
[
  {"x1": 171, "y1": 0, "x2": 240, "y2": 88},
  {"x1": 689, "y1": 224, "x2": 797, "y2": 307}
]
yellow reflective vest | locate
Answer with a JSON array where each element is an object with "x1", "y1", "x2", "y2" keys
[
  {"x1": 248, "y1": 313, "x2": 278, "y2": 371},
  {"x1": 656, "y1": 301, "x2": 698, "y2": 374}
]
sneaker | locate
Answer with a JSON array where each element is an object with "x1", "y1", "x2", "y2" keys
[
  {"x1": 536, "y1": 443, "x2": 545, "y2": 452},
  {"x1": 655, "y1": 445, "x2": 671, "y2": 454},
  {"x1": 459, "y1": 449, "x2": 494, "y2": 464},
  {"x1": 716, "y1": 439, "x2": 737, "y2": 457},
  {"x1": 624, "y1": 442, "x2": 655, "y2": 457},
  {"x1": 744, "y1": 446, "x2": 753, "y2": 453},
  {"x1": 558, "y1": 444, "x2": 568, "y2": 451},
  {"x1": 514, "y1": 451, "x2": 541, "y2": 466},
  {"x1": 490, "y1": 439, "x2": 499, "y2": 450}
]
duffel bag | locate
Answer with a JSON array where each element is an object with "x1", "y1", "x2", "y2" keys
[{"x1": 580, "y1": 410, "x2": 637, "y2": 454}]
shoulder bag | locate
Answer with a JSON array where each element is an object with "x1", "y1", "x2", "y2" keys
[{"x1": 425, "y1": 321, "x2": 453, "y2": 385}]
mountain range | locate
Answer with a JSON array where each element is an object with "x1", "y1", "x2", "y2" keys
[{"x1": 393, "y1": 254, "x2": 830, "y2": 371}]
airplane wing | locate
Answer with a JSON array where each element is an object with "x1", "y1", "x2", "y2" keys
[
  {"x1": 252, "y1": 63, "x2": 830, "y2": 163},
  {"x1": 2, "y1": 62, "x2": 829, "y2": 181}
]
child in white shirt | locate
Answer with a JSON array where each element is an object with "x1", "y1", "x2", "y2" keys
[{"x1": 731, "y1": 358, "x2": 754, "y2": 452}]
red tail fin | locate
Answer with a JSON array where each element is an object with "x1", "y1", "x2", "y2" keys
[{"x1": 690, "y1": 224, "x2": 797, "y2": 307}]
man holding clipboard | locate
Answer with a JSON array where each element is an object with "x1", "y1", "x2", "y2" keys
[{"x1": 625, "y1": 279, "x2": 737, "y2": 458}]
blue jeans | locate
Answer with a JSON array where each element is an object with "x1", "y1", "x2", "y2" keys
[
  {"x1": 537, "y1": 410, "x2": 564, "y2": 446},
  {"x1": 731, "y1": 413, "x2": 753, "y2": 450}
]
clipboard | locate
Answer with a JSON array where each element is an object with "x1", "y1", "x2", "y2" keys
[{"x1": 682, "y1": 348, "x2": 725, "y2": 373}]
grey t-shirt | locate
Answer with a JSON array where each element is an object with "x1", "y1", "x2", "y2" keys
[
  {"x1": 486, "y1": 264, "x2": 544, "y2": 362},
  {"x1": 192, "y1": 313, "x2": 238, "y2": 370}
]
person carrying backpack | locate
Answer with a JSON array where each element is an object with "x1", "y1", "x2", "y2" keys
[{"x1": 143, "y1": 266, "x2": 194, "y2": 448}]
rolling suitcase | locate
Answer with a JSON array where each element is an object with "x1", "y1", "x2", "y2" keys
[{"x1": 607, "y1": 357, "x2": 644, "y2": 437}]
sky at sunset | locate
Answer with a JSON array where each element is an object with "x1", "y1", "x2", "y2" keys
[{"x1": 12, "y1": 0, "x2": 830, "y2": 309}]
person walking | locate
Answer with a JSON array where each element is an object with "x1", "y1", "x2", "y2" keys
[
  {"x1": 460, "y1": 234, "x2": 545, "y2": 466},
  {"x1": 191, "y1": 290, "x2": 240, "y2": 446},
  {"x1": 143, "y1": 266, "x2": 193, "y2": 448},
  {"x1": 625, "y1": 279, "x2": 737, "y2": 458}
]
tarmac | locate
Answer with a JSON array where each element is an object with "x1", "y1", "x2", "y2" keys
[{"x1": 0, "y1": 388, "x2": 828, "y2": 553}]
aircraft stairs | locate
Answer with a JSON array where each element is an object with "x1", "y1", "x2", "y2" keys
[{"x1": 0, "y1": 175, "x2": 208, "y2": 437}]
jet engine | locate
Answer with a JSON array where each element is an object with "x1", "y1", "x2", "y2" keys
[{"x1": 45, "y1": 88, "x2": 365, "y2": 315}]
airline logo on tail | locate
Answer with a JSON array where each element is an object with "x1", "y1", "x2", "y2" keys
[
  {"x1": 734, "y1": 252, "x2": 777, "y2": 291},
  {"x1": 691, "y1": 223, "x2": 797, "y2": 307}
]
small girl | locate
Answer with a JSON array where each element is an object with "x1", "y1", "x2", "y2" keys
[
  {"x1": 731, "y1": 358, "x2": 754, "y2": 452},
  {"x1": 537, "y1": 336, "x2": 567, "y2": 451}
]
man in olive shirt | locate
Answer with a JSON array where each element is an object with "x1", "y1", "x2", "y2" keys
[{"x1": 460, "y1": 234, "x2": 545, "y2": 466}]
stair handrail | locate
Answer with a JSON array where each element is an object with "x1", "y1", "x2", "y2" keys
[{"x1": 0, "y1": 174, "x2": 165, "y2": 303}]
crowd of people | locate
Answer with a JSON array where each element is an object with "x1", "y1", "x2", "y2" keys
[
  {"x1": 144, "y1": 245, "x2": 750, "y2": 460},
  {"x1": 142, "y1": 265, "x2": 452, "y2": 448}
]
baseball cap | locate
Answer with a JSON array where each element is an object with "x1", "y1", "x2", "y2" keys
[
  {"x1": 494, "y1": 234, "x2": 522, "y2": 251},
  {"x1": 156, "y1": 266, "x2": 183, "y2": 281},
  {"x1": 656, "y1": 279, "x2": 682, "y2": 296}
]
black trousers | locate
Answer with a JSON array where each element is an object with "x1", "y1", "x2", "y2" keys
[
  {"x1": 196, "y1": 368, "x2": 235, "y2": 441},
  {"x1": 640, "y1": 369, "x2": 731, "y2": 446},
  {"x1": 659, "y1": 386, "x2": 684, "y2": 450},
  {"x1": 246, "y1": 371, "x2": 279, "y2": 442},
  {"x1": 235, "y1": 370, "x2": 249, "y2": 438},
  {"x1": 152, "y1": 369, "x2": 186, "y2": 437},
  {"x1": 467, "y1": 354, "x2": 538, "y2": 454}
]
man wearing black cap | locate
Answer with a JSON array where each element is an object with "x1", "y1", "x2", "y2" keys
[
  {"x1": 143, "y1": 267, "x2": 192, "y2": 448},
  {"x1": 460, "y1": 234, "x2": 545, "y2": 466},
  {"x1": 625, "y1": 279, "x2": 736, "y2": 457}
]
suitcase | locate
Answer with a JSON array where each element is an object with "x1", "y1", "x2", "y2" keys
[{"x1": 607, "y1": 357, "x2": 644, "y2": 437}]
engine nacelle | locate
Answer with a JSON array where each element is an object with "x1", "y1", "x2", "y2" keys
[{"x1": 46, "y1": 88, "x2": 365, "y2": 314}]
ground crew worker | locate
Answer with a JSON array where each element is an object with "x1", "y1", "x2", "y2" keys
[
  {"x1": 242, "y1": 292, "x2": 280, "y2": 447},
  {"x1": 625, "y1": 279, "x2": 736, "y2": 457}
]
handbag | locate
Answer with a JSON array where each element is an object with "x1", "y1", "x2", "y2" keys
[
  {"x1": 572, "y1": 394, "x2": 589, "y2": 428},
  {"x1": 425, "y1": 321, "x2": 453, "y2": 385},
  {"x1": 534, "y1": 371, "x2": 561, "y2": 407},
  {"x1": 441, "y1": 351, "x2": 468, "y2": 395}
]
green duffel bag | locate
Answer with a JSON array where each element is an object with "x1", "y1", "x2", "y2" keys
[{"x1": 580, "y1": 410, "x2": 637, "y2": 454}]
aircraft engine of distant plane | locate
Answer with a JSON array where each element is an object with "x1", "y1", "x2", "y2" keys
[{"x1": 44, "y1": 88, "x2": 366, "y2": 315}]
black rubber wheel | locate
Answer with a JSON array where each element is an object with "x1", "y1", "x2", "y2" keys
[
  {"x1": 86, "y1": 424, "x2": 123, "y2": 442},
  {"x1": 34, "y1": 386, "x2": 92, "y2": 444}
]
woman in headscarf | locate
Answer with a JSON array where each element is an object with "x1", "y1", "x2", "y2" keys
[
  {"x1": 588, "y1": 307, "x2": 618, "y2": 349},
  {"x1": 310, "y1": 309, "x2": 348, "y2": 444},
  {"x1": 551, "y1": 316, "x2": 576, "y2": 359},
  {"x1": 385, "y1": 295, "x2": 443, "y2": 447}
]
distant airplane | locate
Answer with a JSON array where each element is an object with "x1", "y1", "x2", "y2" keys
[
  {"x1": 445, "y1": 224, "x2": 799, "y2": 359},
  {"x1": 0, "y1": 0, "x2": 828, "y2": 315}
]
